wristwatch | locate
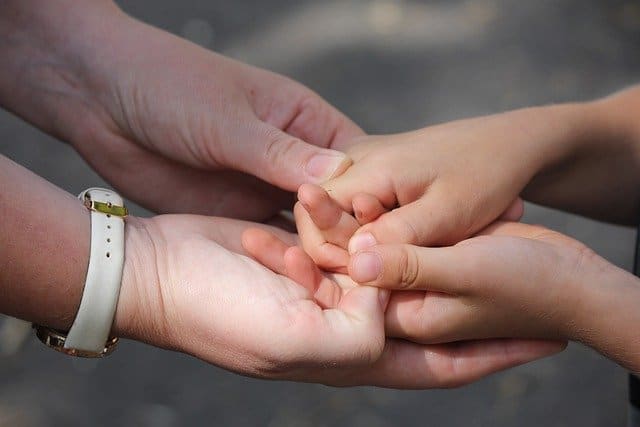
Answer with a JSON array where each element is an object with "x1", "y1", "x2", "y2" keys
[{"x1": 33, "y1": 188, "x2": 127, "y2": 358}]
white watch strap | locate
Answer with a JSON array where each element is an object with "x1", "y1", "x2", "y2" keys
[{"x1": 64, "y1": 188, "x2": 126, "y2": 353}]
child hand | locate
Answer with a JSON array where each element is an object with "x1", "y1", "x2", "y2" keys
[
  {"x1": 294, "y1": 183, "x2": 387, "y2": 272},
  {"x1": 241, "y1": 226, "x2": 567, "y2": 387},
  {"x1": 347, "y1": 221, "x2": 640, "y2": 372},
  {"x1": 321, "y1": 108, "x2": 573, "y2": 250},
  {"x1": 294, "y1": 182, "x2": 521, "y2": 273}
]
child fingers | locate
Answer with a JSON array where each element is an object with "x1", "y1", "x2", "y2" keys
[
  {"x1": 352, "y1": 193, "x2": 386, "y2": 225},
  {"x1": 350, "y1": 199, "x2": 458, "y2": 249},
  {"x1": 498, "y1": 198, "x2": 525, "y2": 221},
  {"x1": 298, "y1": 183, "x2": 343, "y2": 230},
  {"x1": 348, "y1": 244, "x2": 465, "y2": 294},
  {"x1": 383, "y1": 291, "x2": 473, "y2": 344},
  {"x1": 384, "y1": 292, "x2": 523, "y2": 344},
  {"x1": 294, "y1": 202, "x2": 350, "y2": 271},
  {"x1": 283, "y1": 246, "x2": 343, "y2": 308},
  {"x1": 322, "y1": 212, "x2": 360, "y2": 249},
  {"x1": 241, "y1": 228, "x2": 290, "y2": 274},
  {"x1": 298, "y1": 184, "x2": 360, "y2": 248},
  {"x1": 322, "y1": 166, "x2": 397, "y2": 213}
]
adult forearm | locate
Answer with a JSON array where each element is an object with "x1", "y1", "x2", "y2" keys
[
  {"x1": 0, "y1": 0, "x2": 122, "y2": 144},
  {"x1": 0, "y1": 155, "x2": 90, "y2": 330},
  {"x1": 523, "y1": 86, "x2": 640, "y2": 224}
]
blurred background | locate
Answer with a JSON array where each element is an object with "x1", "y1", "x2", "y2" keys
[{"x1": 1, "y1": 0, "x2": 640, "y2": 425}]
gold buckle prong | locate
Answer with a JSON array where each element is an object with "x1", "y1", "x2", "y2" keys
[{"x1": 83, "y1": 198, "x2": 128, "y2": 217}]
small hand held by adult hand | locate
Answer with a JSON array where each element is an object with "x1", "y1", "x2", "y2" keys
[
  {"x1": 348, "y1": 221, "x2": 640, "y2": 373},
  {"x1": 235, "y1": 225, "x2": 565, "y2": 387}
]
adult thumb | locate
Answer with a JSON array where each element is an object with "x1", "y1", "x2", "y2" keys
[{"x1": 227, "y1": 124, "x2": 352, "y2": 192}]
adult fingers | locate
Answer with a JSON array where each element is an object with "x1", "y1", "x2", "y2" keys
[
  {"x1": 289, "y1": 286, "x2": 388, "y2": 368},
  {"x1": 242, "y1": 229, "x2": 343, "y2": 307},
  {"x1": 280, "y1": 95, "x2": 365, "y2": 152},
  {"x1": 252, "y1": 73, "x2": 365, "y2": 152},
  {"x1": 75, "y1": 129, "x2": 291, "y2": 220}
]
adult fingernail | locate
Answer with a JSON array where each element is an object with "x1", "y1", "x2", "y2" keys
[
  {"x1": 351, "y1": 252, "x2": 382, "y2": 283},
  {"x1": 305, "y1": 152, "x2": 350, "y2": 182},
  {"x1": 348, "y1": 232, "x2": 377, "y2": 254}
]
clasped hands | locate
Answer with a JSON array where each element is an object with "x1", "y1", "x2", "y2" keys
[
  {"x1": 9, "y1": 1, "x2": 638, "y2": 389},
  {"x1": 117, "y1": 117, "x2": 591, "y2": 389}
]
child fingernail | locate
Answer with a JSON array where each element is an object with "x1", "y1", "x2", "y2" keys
[
  {"x1": 352, "y1": 252, "x2": 382, "y2": 282},
  {"x1": 378, "y1": 289, "x2": 390, "y2": 310},
  {"x1": 348, "y1": 232, "x2": 377, "y2": 254},
  {"x1": 306, "y1": 152, "x2": 349, "y2": 182}
]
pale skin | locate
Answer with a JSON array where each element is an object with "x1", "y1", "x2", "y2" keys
[
  {"x1": 0, "y1": 0, "x2": 564, "y2": 387},
  {"x1": 0, "y1": 0, "x2": 358, "y2": 221},
  {"x1": 272, "y1": 85, "x2": 640, "y2": 373},
  {"x1": 0, "y1": 155, "x2": 564, "y2": 387}
]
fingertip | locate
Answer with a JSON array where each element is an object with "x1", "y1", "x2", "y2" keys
[
  {"x1": 297, "y1": 183, "x2": 313, "y2": 202},
  {"x1": 298, "y1": 184, "x2": 343, "y2": 231},
  {"x1": 297, "y1": 183, "x2": 328, "y2": 208},
  {"x1": 352, "y1": 193, "x2": 386, "y2": 225},
  {"x1": 500, "y1": 198, "x2": 525, "y2": 221},
  {"x1": 241, "y1": 227, "x2": 267, "y2": 255},
  {"x1": 348, "y1": 232, "x2": 378, "y2": 254},
  {"x1": 305, "y1": 151, "x2": 352, "y2": 183},
  {"x1": 314, "y1": 244, "x2": 351, "y2": 273},
  {"x1": 349, "y1": 250, "x2": 383, "y2": 284}
]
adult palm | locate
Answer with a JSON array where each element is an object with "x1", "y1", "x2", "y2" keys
[{"x1": 115, "y1": 215, "x2": 565, "y2": 388}]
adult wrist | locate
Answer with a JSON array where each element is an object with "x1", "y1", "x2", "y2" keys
[
  {"x1": 112, "y1": 217, "x2": 171, "y2": 349},
  {"x1": 111, "y1": 217, "x2": 145, "y2": 341}
]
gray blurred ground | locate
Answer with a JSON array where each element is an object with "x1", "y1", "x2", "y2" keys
[{"x1": 1, "y1": 0, "x2": 639, "y2": 425}]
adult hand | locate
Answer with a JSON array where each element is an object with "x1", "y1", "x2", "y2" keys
[
  {"x1": 235, "y1": 225, "x2": 565, "y2": 387},
  {"x1": 0, "y1": 1, "x2": 362, "y2": 220},
  {"x1": 112, "y1": 216, "x2": 564, "y2": 388}
]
